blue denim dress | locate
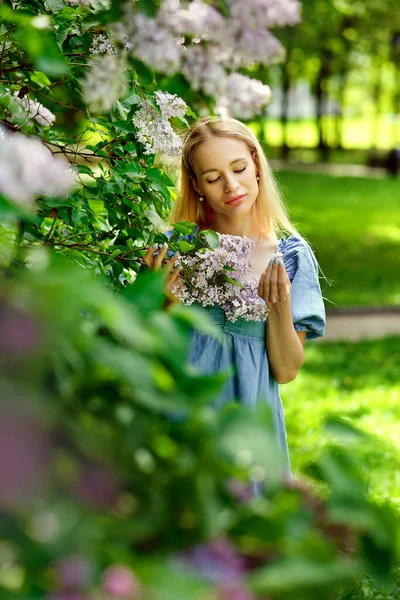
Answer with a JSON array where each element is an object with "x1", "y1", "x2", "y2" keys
[{"x1": 163, "y1": 226, "x2": 326, "y2": 475}]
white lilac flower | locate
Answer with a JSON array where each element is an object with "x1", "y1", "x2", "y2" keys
[
  {"x1": 227, "y1": 0, "x2": 301, "y2": 30},
  {"x1": 89, "y1": 34, "x2": 116, "y2": 56},
  {"x1": 82, "y1": 54, "x2": 127, "y2": 113},
  {"x1": 0, "y1": 127, "x2": 75, "y2": 206},
  {"x1": 154, "y1": 90, "x2": 186, "y2": 120},
  {"x1": 181, "y1": 46, "x2": 226, "y2": 97},
  {"x1": 65, "y1": 0, "x2": 92, "y2": 6},
  {"x1": 132, "y1": 104, "x2": 182, "y2": 156},
  {"x1": 227, "y1": 28, "x2": 283, "y2": 69},
  {"x1": 161, "y1": 0, "x2": 225, "y2": 42},
  {"x1": 172, "y1": 233, "x2": 272, "y2": 322},
  {"x1": 129, "y1": 13, "x2": 182, "y2": 76},
  {"x1": 9, "y1": 93, "x2": 56, "y2": 127},
  {"x1": 220, "y1": 73, "x2": 272, "y2": 119}
]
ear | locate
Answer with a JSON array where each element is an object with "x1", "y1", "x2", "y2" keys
[{"x1": 191, "y1": 176, "x2": 202, "y2": 196}]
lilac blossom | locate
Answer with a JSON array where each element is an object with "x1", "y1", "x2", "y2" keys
[
  {"x1": 102, "y1": 565, "x2": 141, "y2": 598},
  {"x1": 161, "y1": 0, "x2": 226, "y2": 42},
  {"x1": 181, "y1": 45, "x2": 226, "y2": 97},
  {"x1": 0, "y1": 127, "x2": 75, "y2": 206},
  {"x1": 181, "y1": 537, "x2": 246, "y2": 583},
  {"x1": 129, "y1": 13, "x2": 182, "y2": 76},
  {"x1": 55, "y1": 555, "x2": 93, "y2": 590},
  {"x1": 172, "y1": 233, "x2": 275, "y2": 322},
  {"x1": 227, "y1": 0, "x2": 301, "y2": 29},
  {"x1": 89, "y1": 34, "x2": 116, "y2": 55},
  {"x1": 82, "y1": 54, "x2": 127, "y2": 113},
  {"x1": 8, "y1": 92, "x2": 56, "y2": 126},
  {"x1": 219, "y1": 73, "x2": 272, "y2": 119},
  {"x1": 132, "y1": 91, "x2": 187, "y2": 155}
]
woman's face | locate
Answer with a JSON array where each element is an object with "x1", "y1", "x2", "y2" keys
[{"x1": 191, "y1": 136, "x2": 259, "y2": 216}]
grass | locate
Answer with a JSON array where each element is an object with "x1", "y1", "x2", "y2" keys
[
  {"x1": 274, "y1": 170, "x2": 400, "y2": 308},
  {"x1": 281, "y1": 336, "x2": 400, "y2": 508},
  {"x1": 281, "y1": 337, "x2": 400, "y2": 599}
]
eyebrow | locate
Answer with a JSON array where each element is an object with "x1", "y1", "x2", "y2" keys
[{"x1": 201, "y1": 158, "x2": 248, "y2": 176}]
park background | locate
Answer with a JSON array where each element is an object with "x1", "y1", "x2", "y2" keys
[{"x1": 0, "y1": 0, "x2": 399, "y2": 599}]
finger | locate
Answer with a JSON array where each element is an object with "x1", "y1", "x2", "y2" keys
[
  {"x1": 164, "y1": 253, "x2": 180, "y2": 274},
  {"x1": 277, "y1": 259, "x2": 291, "y2": 299},
  {"x1": 143, "y1": 246, "x2": 158, "y2": 268},
  {"x1": 261, "y1": 265, "x2": 271, "y2": 301},
  {"x1": 168, "y1": 265, "x2": 182, "y2": 287},
  {"x1": 153, "y1": 243, "x2": 169, "y2": 269},
  {"x1": 258, "y1": 270, "x2": 265, "y2": 298},
  {"x1": 269, "y1": 258, "x2": 279, "y2": 303}
]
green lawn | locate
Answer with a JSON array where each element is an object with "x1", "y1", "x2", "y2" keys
[
  {"x1": 281, "y1": 336, "x2": 400, "y2": 509},
  {"x1": 274, "y1": 170, "x2": 400, "y2": 308}
]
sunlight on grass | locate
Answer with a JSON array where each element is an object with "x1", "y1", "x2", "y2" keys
[
  {"x1": 275, "y1": 170, "x2": 400, "y2": 307},
  {"x1": 281, "y1": 337, "x2": 400, "y2": 509},
  {"x1": 262, "y1": 116, "x2": 394, "y2": 150}
]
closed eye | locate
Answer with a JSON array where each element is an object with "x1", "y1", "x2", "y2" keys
[{"x1": 207, "y1": 166, "x2": 246, "y2": 184}]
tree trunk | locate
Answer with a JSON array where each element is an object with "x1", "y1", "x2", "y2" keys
[
  {"x1": 315, "y1": 58, "x2": 331, "y2": 161},
  {"x1": 280, "y1": 59, "x2": 290, "y2": 160}
]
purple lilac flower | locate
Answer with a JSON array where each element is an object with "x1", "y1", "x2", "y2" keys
[
  {"x1": 172, "y1": 233, "x2": 276, "y2": 322},
  {"x1": 182, "y1": 537, "x2": 246, "y2": 583},
  {"x1": 55, "y1": 555, "x2": 93, "y2": 590}
]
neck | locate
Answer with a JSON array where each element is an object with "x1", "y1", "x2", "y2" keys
[{"x1": 209, "y1": 215, "x2": 272, "y2": 245}]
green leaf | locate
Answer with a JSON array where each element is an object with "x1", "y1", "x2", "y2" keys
[
  {"x1": 146, "y1": 168, "x2": 175, "y2": 187},
  {"x1": 112, "y1": 120, "x2": 135, "y2": 133},
  {"x1": 172, "y1": 221, "x2": 197, "y2": 235},
  {"x1": 122, "y1": 93, "x2": 142, "y2": 106},
  {"x1": 199, "y1": 229, "x2": 219, "y2": 249},
  {"x1": 124, "y1": 268, "x2": 165, "y2": 317},
  {"x1": 103, "y1": 249, "x2": 122, "y2": 265},
  {"x1": 249, "y1": 557, "x2": 357, "y2": 596},
  {"x1": 13, "y1": 27, "x2": 69, "y2": 77},
  {"x1": 220, "y1": 274, "x2": 243, "y2": 287},
  {"x1": 44, "y1": 0, "x2": 66, "y2": 11},
  {"x1": 178, "y1": 240, "x2": 196, "y2": 253}
]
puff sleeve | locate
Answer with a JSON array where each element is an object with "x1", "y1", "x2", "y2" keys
[{"x1": 280, "y1": 235, "x2": 326, "y2": 341}]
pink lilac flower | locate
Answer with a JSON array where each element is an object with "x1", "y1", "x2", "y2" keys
[{"x1": 102, "y1": 565, "x2": 141, "y2": 598}]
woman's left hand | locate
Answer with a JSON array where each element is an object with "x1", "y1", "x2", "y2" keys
[{"x1": 258, "y1": 256, "x2": 292, "y2": 311}]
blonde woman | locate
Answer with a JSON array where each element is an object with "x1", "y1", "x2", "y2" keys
[{"x1": 143, "y1": 116, "x2": 326, "y2": 477}]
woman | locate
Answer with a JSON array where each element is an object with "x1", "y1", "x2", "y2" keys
[{"x1": 143, "y1": 116, "x2": 326, "y2": 476}]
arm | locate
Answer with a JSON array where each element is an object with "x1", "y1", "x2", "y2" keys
[{"x1": 258, "y1": 257, "x2": 306, "y2": 384}]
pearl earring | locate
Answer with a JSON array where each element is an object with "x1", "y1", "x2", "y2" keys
[
  {"x1": 256, "y1": 174, "x2": 260, "y2": 181},
  {"x1": 199, "y1": 195, "x2": 204, "y2": 202}
]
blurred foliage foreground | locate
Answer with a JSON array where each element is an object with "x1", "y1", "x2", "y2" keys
[{"x1": 0, "y1": 252, "x2": 399, "y2": 600}]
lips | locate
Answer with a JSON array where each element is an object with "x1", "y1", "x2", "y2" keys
[{"x1": 225, "y1": 194, "x2": 246, "y2": 204}]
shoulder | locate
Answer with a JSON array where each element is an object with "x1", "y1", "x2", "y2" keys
[{"x1": 279, "y1": 234, "x2": 320, "y2": 281}]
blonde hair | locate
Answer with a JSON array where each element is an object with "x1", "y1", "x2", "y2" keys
[{"x1": 167, "y1": 116, "x2": 300, "y2": 238}]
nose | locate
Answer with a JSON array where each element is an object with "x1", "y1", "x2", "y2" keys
[{"x1": 223, "y1": 173, "x2": 240, "y2": 193}]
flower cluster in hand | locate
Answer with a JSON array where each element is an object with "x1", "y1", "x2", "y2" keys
[{"x1": 171, "y1": 231, "x2": 271, "y2": 323}]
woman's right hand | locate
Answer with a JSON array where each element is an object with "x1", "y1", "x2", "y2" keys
[{"x1": 143, "y1": 242, "x2": 182, "y2": 294}]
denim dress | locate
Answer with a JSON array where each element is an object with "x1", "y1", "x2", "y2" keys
[{"x1": 163, "y1": 226, "x2": 326, "y2": 475}]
